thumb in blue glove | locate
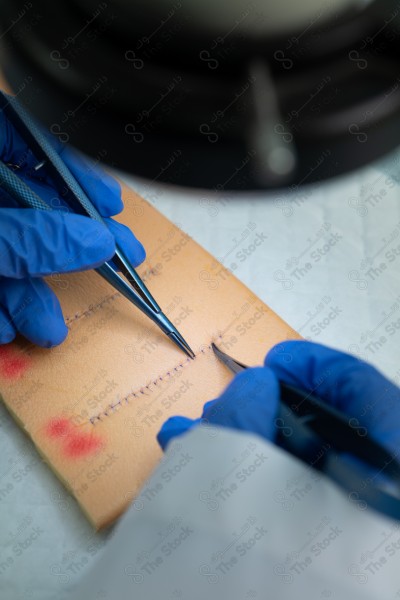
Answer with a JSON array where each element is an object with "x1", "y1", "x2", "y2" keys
[{"x1": 157, "y1": 367, "x2": 280, "y2": 450}]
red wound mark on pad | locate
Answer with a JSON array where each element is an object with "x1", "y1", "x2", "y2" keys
[
  {"x1": 46, "y1": 418, "x2": 72, "y2": 439},
  {"x1": 44, "y1": 417, "x2": 104, "y2": 458},
  {"x1": 64, "y1": 432, "x2": 103, "y2": 458},
  {"x1": 0, "y1": 346, "x2": 30, "y2": 380}
]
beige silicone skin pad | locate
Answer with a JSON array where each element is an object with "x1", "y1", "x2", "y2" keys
[{"x1": 0, "y1": 185, "x2": 299, "y2": 529}]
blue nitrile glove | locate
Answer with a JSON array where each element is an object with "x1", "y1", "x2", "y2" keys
[
  {"x1": 0, "y1": 108, "x2": 145, "y2": 347},
  {"x1": 158, "y1": 341, "x2": 400, "y2": 457}
]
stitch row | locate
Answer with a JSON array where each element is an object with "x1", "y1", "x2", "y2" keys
[
  {"x1": 88, "y1": 335, "x2": 223, "y2": 425},
  {"x1": 65, "y1": 292, "x2": 119, "y2": 326},
  {"x1": 64, "y1": 266, "x2": 161, "y2": 327}
]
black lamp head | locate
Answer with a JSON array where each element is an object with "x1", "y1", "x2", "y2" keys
[{"x1": 1, "y1": 0, "x2": 400, "y2": 190}]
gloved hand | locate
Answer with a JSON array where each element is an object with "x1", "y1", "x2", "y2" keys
[
  {"x1": 0, "y1": 107, "x2": 145, "y2": 347},
  {"x1": 158, "y1": 341, "x2": 400, "y2": 457}
]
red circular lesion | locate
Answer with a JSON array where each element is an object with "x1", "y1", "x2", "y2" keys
[
  {"x1": 64, "y1": 432, "x2": 104, "y2": 458},
  {"x1": 45, "y1": 417, "x2": 72, "y2": 439},
  {"x1": 44, "y1": 416, "x2": 104, "y2": 458},
  {"x1": 0, "y1": 346, "x2": 30, "y2": 380}
]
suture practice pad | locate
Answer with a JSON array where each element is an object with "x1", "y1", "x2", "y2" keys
[{"x1": 0, "y1": 184, "x2": 299, "y2": 528}]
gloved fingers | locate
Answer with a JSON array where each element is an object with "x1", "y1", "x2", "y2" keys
[
  {"x1": 0, "y1": 277, "x2": 68, "y2": 347},
  {"x1": 202, "y1": 367, "x2": 280, "y2": 441},
  {"x1": 0, "y1": 177, "x2": 144, "y2": 270},
  {"x1": 104, "y1": 218, "x2": 146, "y2": 268},
  {"x1": 157, "y1": 417, "x2": 201, "y2": 451},
  {"x1": 0, "y1": 106, "x2": 62, "y2": 178},
  {"x1": 0, "y1": 174, "x2": 143, "y2": 268},
  {"x1": 0, "y1": 208, "x2": 115, "y2": 278},
  {"x1": 0, "y1": 109, "x2": 37, "y2": 172},
  {"x1": 58, "y1": 146, "x2": 124, "y2": 217},
  {"x1": 265, "y1": 341, "x2": 400, "y2": 451},
  {"x1": 0, "y1": 174, "x2": 71, "y2": 211},
  {"x1": 8, "y1": 151, "x2": 122, "y2": 217},
  {"x1": 0, "y1": 304, "x2": 16, "y2": 344},
  {"x1": 0, "y1": 105, "x2": 123, "y2": 217},
  {"x1": 157, "y1": 367, "x2": 280, "y2": 451}
]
